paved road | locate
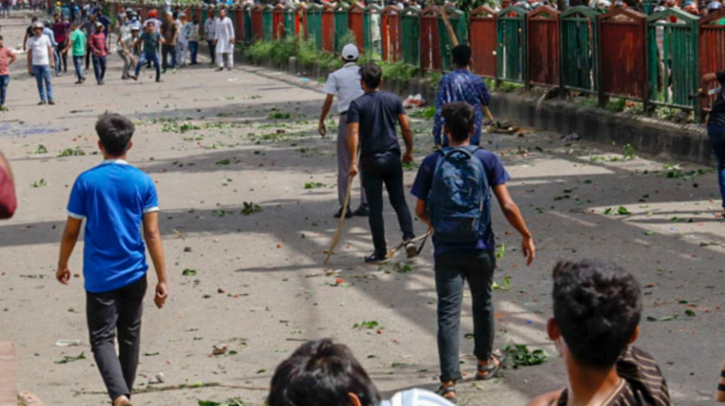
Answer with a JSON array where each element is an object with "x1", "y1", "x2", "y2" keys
[{"x1": 0, "y1": 16, "x2": 723, "y2": 406}]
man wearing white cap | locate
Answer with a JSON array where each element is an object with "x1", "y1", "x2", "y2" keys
[
  {"x1": 27, "y1": 21, "x2": 55, "y2": 105},
  {"x1": 318, "y1": 43, "x2": 367, "y2": 218}
]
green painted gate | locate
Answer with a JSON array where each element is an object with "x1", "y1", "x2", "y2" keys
[
  {"x1": 243, "y1": 5, "x2": 253, "y2": 44},
  {"x1": 496, "y1": 5, "x2": 528, "y2": 83},
  {"x1": 307, "y1": 4, "x2": 323, "y2": 50},
  {"x1": 646, "y1": 8, "x2": 699, "y2": 112},
  {"x1": 262, "y1": 5, "x2": 274, "y2": 42},
  {"x1": 334, "y1": 3, "x2": 350, "y2": 53},
  {"x1": 560, "y1": 6, "x2": 601, "y2": 93},
  {"x1": 401, "y1": 6, "x2": 421, "y2": 67},
  {"x1": 438, "y1": 6, "x2": 467, "y2": 72},
  {"x1": 364, "y1": 4, "x2": 383, "y2": 56}
]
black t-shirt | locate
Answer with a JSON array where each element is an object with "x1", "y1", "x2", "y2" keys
[
  {"x1": 708, "y1": 71, "x2": 725, "y2": 127},
  {"x1": 347, "y1": 91, "x2": 405, "y2": 158}
]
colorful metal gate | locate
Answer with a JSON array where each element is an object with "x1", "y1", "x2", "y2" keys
[
  {"x1": 599, "y1": 8, "x2": 647, "y2": 101},
  {"x1": 561, "y1": 6, "x2": 601, "y2": 93},
  {"x1": 469, "y1": 6, "x2": 497, "y2": 78},
  {"x1": 527, "y1": 5, "x2": 560, "y2": 87},
  {"x1": 401, "y1": 6, "x2": 421, "y2": 67},
  {"x1": 381, "y1": 6, "x2": 402, "y2": 62},
  {"x1": 497, "y1": 5, "x2": 528, "y2": 84},
  {"x1": 697, "y1": 9, "x2": 725, "y2": 112},
  {"x1": 420, "y1": 6, "x2": 442, "y2": 71}
]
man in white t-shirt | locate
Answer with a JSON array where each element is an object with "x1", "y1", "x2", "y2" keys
[
  {"x1": 318, "y1": 43, "x2": 367, "y2": 218},
  {"x1": 204, "y1": 6, "x2": 217, "y2": 65},
  {"x1": 26, "y1": 21, "x2": 55, "y2": 105}
]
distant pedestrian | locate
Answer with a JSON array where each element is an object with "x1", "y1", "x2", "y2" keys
[
  {"x1": 318, "y1": 43, "x2": 367, "y2": 218},
  {"x1": 52, "y1": 13, "x2": 70, "y2": 73},
  {"x1": 63, "y1": 21, "x2": 87, "y2": 83},
  {"x1": 204, "y1": 6, "x2": 217, "y2": 65},
  {"x1": 23, "y1": 17, "x2": 39, "y2": 51},
  {"x1": 82, "y1": 14, "x2": 97, "y2": 70},
  {"x1": 176, "y1": 12, "x2": 188, "y2": 67},
  {"x1": 27, "y1": 21, "x2": 55, "y2": 105},
  {"x1": 89, "y1": 21, "x2": 108, "y2": 84},
  {"x1": 213, "y1": 7, "x2": 234, "y2": 71},
  {"x1": 56, "y1": 113, "x2": 169, "y2": 406},
  {"x1": 0, "y1": 34, "x2": 17, "y2": 111},
  {"x1": 160, "y1": 11, "x2": 178, "y2": 73},
  {"x1": 186, "y1": 16, "x2": 199, "y2": 65},
  {"x1": 115, "y1": 13, "x2": 133, "y2": 79},
  {"x1": 132, "y1": 20, "x2": 164, "y2": 82}
]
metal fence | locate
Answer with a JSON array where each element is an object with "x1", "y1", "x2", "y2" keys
[{"x1": 149, "y1": 0, "x2": 725, "y2": 119}]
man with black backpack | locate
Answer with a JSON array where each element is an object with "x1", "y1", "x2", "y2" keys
[{"x1": 410, "y1": 102, "x2": 535, "y2": 402}]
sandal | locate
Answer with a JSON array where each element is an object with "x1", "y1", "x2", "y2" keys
[
  {"x1": 476, "y1": 351, "x2": 506, "y2": 381},
  {"x1": 437, "y1": 382, "x2": 457, "y2": 402}
]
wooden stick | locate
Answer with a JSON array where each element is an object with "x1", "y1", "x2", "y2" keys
[
  {"x1": 385, "y1": 229, "x2": 433, "y2": 259},
  {"x1": 324, "y1": 176, "x2": 353, "y2": 265}
]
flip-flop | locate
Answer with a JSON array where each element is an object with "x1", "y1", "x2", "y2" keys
[{"x1": 475, "y1": 351, "x2": 506, "y2": 381}]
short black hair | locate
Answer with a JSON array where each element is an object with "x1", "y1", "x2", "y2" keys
[
  {"x1": 452, "y1": 44, "x2": 472, "y2": 67},
  {"x1": 31, "y1": 16, "x2": 38, "y2": 22},
  {"x1": 359, "y1": 63, "x2": 382, "y2": 89},
  {"x1": 552, "y1": 260, "x2": 642, "y2": 370},
  {"x1": 95, "y1": 113, "x2": 135, "y2": 157},
  {"x1": 0, "y1": 34, "x2": 4, "y2": 41},
  {"x1": 442, "y1": 102, "x2": 474, "y2": 143},
  {"x1": 268, "y1": 339, "x2": 381, "y2": 406}
]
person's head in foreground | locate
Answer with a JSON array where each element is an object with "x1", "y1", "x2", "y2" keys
[
  {"x1": 528, "y1": 260, "x2": 670, "y2": 406},
  {"x1": 96, "y1": 113, "x2": 134, "y2": 159},
  {"x1": 341, "y1": 43, "x2": 359, "y2": 63},
  {"x1": 451, "y1": 44, "x2": 471, "y2": 70},
  {"x1": 359, "y1": 62, "x2": 382, "y2": 92},
  {"x1": 442, "y1": 102, "x2": 474, "y2": 146},
  {"x1": 269, "y1": 339, "x2": 455, "y2": 406}
]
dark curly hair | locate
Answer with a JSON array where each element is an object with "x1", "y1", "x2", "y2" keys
[
  {"x1": 552, "y1": 260, "x2": 642, "y2": 370},
  {"x1": 268, "y1": 339, "x2": 381, "y2": 406}
]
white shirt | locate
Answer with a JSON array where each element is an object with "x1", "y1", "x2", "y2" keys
[
  {"x1": 205, "y1": 17, "x2": 217, "y2": 40},
  {"x1": 214, "y1": 17, "x2": 234, "y2": 53},
  {"x1": 27, "y1": 35, "x2": 52, "y2": 66},
  {"x1": 323, "y1": 62, "x2": 364, "y2": 114}
]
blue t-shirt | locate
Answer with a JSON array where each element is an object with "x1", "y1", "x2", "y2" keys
[
  {"x1": 347, "y1": 90, "x2": 406, "y2": 158},
  {"x1": 67, "y1": 160, "x2": 159, "y2": 293},
  {"x1": 410, "y1": 148, "x2": 510, "y2": 257}
]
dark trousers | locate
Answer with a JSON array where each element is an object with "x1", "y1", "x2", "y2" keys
[
  {"x1": 161, "y1": 44, "x2": 176, "y2": 69},
  {"x1": 189, "y1": 40, "x2": 198, "y2": 64},
  {"x1": 85, "y1": 49, "x2": 90, "y2": 70},
  {"x1": 207, "y1": 40, "x2": 215, "y2": 64},
  {"x1": 87, "y1": 276, "x2": 147, "y2": 402},
  {"x1": 435, "y1": 250, "x2": 496, "y2": 382},
  {"x1": 55, "y1": 43, "x2": 67, "y2": 72},
  {"x1": 92, "y1": 55, "x2": 106, "y2": 83},
  {"x1": 708, "y1": 125, "x2": 725, "y2": 209},
  {"x1": 360, "y1": 151, "x2": 414, "y2": 255}
]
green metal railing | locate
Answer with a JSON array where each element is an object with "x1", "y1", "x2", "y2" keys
[
  {"x1": 497, "y1": 5, "x2": 528, "y2": 83},
  {"x1": 561, "y1": 6, "x2": 601, "y2": 93},
  {"x1": 401, "y1": 6, "x2": 421, "y2": 66}
]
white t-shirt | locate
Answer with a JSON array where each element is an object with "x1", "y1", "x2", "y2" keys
[
  {"x1": 323, "y1": 62, "x2": 364, "y2": 114},
  {"x1": 27, "y1": 35, "x2": 52, "y2": 66}
]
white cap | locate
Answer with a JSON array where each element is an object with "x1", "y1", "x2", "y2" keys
[
  {"x1": 341, "y1": 43, "x2": 359, "y2": 61},
  {"x1": 33, "y1": 21, "x2": 44, "y2": 28},
  {"x1": 380, "y1": 389, "x2": 456, "y2": 406}
]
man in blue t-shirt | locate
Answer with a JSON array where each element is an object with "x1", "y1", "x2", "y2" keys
[
  {"x1": 347, "y1": 62, "x2": 416, "y2": 263},
  {"x1": 410, "y1": 102, "x2": 535, "y2": 403},
  {"x1": 56, "y1": 113, "x2": 168, "y2": 406}
]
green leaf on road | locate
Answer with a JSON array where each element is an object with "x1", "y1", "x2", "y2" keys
[
  {"x1": 182, "y1": 269, "x2": 198, "y2": 276},
  {"x1": 55, "y1": 352, "x2": 86, "y2": 364}
]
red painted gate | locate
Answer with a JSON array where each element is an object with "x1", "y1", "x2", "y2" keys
[
  {"x1": 321, "y1": 3, "x2": 335, "y2": 53},
  {"x1": 273, "y1": 4, "x2": 285, "y2": 39},
  {"x1": 527, "y1": 5, "x2": 560, "y2": 87},
  {"x1": 252, "y1": 4, "x2": 264, "y2": 41},
  {"x1": 420, "y1": 6, "x2": 442, "y2": 71},
  {"x1": 381, "y1": 6, "x2": 402, "y2": 62},
  {"x1": 698, "y1": 9, "x2": 725, "y2": 111},
  {"x1": 469, "y1": 6, "x2": 496, "y2": 78},
  {"x1": 349, "y1": 2, "x2": 365, "y2": 51},
  {"x1": 598, "y1": 8, "x2": 647, "y2": 100}
]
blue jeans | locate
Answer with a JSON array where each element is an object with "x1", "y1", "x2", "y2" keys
[
  {"x1": 435, "y1": 250, "x2": 496, "y2": 382},
  {"x1": 73, "y1": 55, "x2": 85, "y2": 80},
  {"x1": 708, "y1": 125, "x2": 725, "y2": 209},
  {"x1": 92, "y1": 55, "x2": 106, "y2": 83},
  {"x1": 32, "y1": 65, "x2": 53, "y2": 102},
  {"x1": 135, "y1": 53, "x2": 160, "y2": 81},
  {"x1": 189, "y1": 41, "x2": 198, "y2": 64},
  {"x1": 0, "y1": 75, "x2": 9, "y2": 105}
]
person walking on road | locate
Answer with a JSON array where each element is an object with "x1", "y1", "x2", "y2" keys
[
  {"x1": 319, "y1": 43, "x2": 368, "y2": 218},
  {"x1": 115, "y1": 13, "x2": 133, "y2": 79},
  {"x1": 63, "y1": 21, "x2": 86, "y2": 84},
  {"x1": 204, "y1": 6, "x2": 217, "y2": 66},
  {"x1": 0, "y1": 34, "x2": 17, "y2": 111},
  {"x1": 213, "y1": 7, "x2": 234, "y2": 71},
  {"x1": 702, "y1": 70, "x2": 725, "y2": 217},
  {"x1": 52, "y1": 13, "x2": 70, "y2": 74},
  {"x1": 186, "y1": 16, "x2": 199, "y2": 65},
  {"x1": 160, "y1": 11, "x2": 178, "y2": 73},
  {"x1": 90, "y1": 22, "x2": 108, "y2": 85},
  {"x1": 27, "y1": 21, "x2": 56, "y2": 105},
  {"x1": 433, "y1": 45, "x2": 492, "y2": 149},
  {"x1": 131, "y1": 21, "x2": 164, "y2": 82},
  {"x1": 411, "y1": 102, "x2": 535, "y2": 402},
  {"x1": 176, "y1": 12, "x2": 188, "y2": 68},
  {"x1": 347, "y1": 63, "x2": 416, "y2": 263}
]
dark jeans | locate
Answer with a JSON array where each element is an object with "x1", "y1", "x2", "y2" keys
[
  {"x1": 135, "y1": 53, "x2": 161, "y2": 81},
  {"x1": 207, "y1": 40, "x2": 215, "y2": 64},
  {"x1": 0, "y1": 75, "x2": 8, "y2": 105},
  {"x1": 85, "y1": 49, "x2": 90, "y2": 70},
  {"x1": 161, "y1": 44, "x2": 176, "y2": 69},
  {"x1": 189, "y1": 40, "x2": 198, "y2": 64},
  {"x1": 73, "y1": 55, "x2": 85, "y2": 80},
  {"x1": 360, "y1": 151, "x2": 415, "y2": 255},
  {"x1": 92, "y1": 55, "x2": 106, "y2": 83},
  {"x1": 87, "y1": 276, "x2": 147, "y2": 402},
  {"x1": 56, "y1": 43, "x2": 67, "y2": 72},
  {"x1": 435, "y1": 250, "x2": 496, "y2": 382},
  {"x1": 708, "y1": 125, "x2": 725, "y2": 209}
]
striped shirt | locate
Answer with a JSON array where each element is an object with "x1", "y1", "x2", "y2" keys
[{"x1": 555, "y1": 347, "x2": 671, "y2": 406}]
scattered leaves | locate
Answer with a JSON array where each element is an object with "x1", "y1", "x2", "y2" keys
[
  {"x1": 55, "y1": 352, "x2": 86, "y2": 364},
  {"x1": 503, "y1": 343, "x2": 547, "y2": 368}
]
